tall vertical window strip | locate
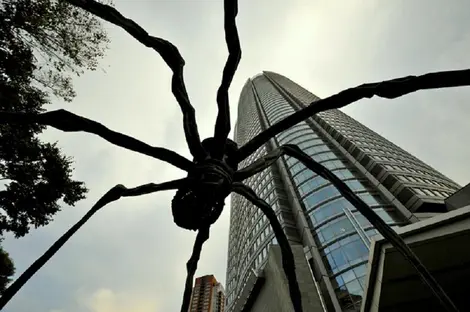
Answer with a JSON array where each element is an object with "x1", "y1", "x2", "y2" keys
[
  {"x1": 264, "y1": 71, "x2": 320, "y2": 106},
  {"x1": 253, "y1": 75, "x2": 400, "y2": 311},
  {"x1": 227, "y1": 178, "x2": 280, "y2": 307},
  {"x1": 226, "y1": 81, "x2": 280, "y2": 310},
  {"x1": 227, "y1": 81, "x2": 265, "y2": 308}
]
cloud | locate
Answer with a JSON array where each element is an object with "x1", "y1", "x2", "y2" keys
[
  {"x1": 46, "y1": 287, "x2": 161, "y2": 312},
  {"x1": 78, "y1": 288, "x2": 159, "y2": 312}
]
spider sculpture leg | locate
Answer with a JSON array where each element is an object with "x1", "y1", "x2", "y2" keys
[
  {"x1": 0, "y1": 109, "x2": 193, "y2": 171},
  {"x1": 235, "y1": 144, "x2": 459, "y2": 312},
  {"x1": 65, "y1": 0, "x2": 206, "y2": 160},
  {"x1": 180, "y1": 226, "x2": 211, "y2": 312},
  {"x1": 232, "y1": 183, "x2": 303, "y2": 312},
  {"x1": 236, "y1": 68, "x2": 470, "y2": 162},
  {"x1": 213, "y1": 0, "x2": 242, "y2": 159},
  {"x1": 0, "y1": 179, "x2": 188, "y2": 311}
]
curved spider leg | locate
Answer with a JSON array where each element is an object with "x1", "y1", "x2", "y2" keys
[
  {"x1": 213, "y1": 0, "x2": 242, "y2": 159},
  {"x1": 234, "y1": 146, "x2": 284, "y2": 182},
  {"x1": 65, "y1": 0, "x2": 207, "y2": 160},
  {"x1": 0, "y1": 109, "x2": 193, "y2": 171},
  {"x1": 236, "y1": 144, "x2": 459, "y2": 312},
  {"x1": 0, "y1": 178, "x2": 188, "y2": 310},
  {"x1": 180, "y1": 226, "x2": 211, "y2": 312},
  {"x1": 232, "y1": 183, "x2": 303, "y2": 312},
  {"x1": 236, "y1": 68, "x2": 470, "y2": 162}
]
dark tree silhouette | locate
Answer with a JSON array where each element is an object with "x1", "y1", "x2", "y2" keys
[
  {"x1": 1, "y1": 0, "x2": 469, "y2": 311},
  {"x1": 0, "y1": 0, "x2": 115, "y2": 239},
  {"x1": 0, "y1": 6, "x2": 93, "y2": 238},
  {"x1": 0, "y1": 0, "x2": 110, "y2": 293},
  {"x1": 0, "y1": 244, "x2": 14, "y2": 295}
]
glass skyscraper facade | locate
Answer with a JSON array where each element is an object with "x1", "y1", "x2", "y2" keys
[{"x1": 225, "y1": 72, "x2": 461, "y2": 312}]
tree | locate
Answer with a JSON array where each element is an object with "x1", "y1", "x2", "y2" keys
[
  {"x1": 1, "y1": 0, "x2": 111, "y2": 102},
  {"x1": 0, "y1": 0, "x2": 112, "y2": 238},
  {"x1": 0, "y1": 244, "x2": 14, "y2": 295}
]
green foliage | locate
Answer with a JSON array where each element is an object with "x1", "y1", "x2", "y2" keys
[
  {"x1": 1, "y1": 0, "x2": 112, "y2": 102},
  {"x1": 0, "y1": 244, "x2": 14, "y2": 294},
  {"x1": 0, "y1": 0, "x2": 113, "y2": 238}
]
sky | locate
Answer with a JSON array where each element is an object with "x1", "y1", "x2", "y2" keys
[{"x1": 3, "y1": 0, "x2": 470, "y2": 311}]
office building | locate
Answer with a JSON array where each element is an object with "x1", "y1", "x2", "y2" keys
[
  {"x1": 225, "y1": 71, "x2": 462, "y2": 311},
  {"x1": 189, "y1": 274, "x2": 225, "y2": 312}
]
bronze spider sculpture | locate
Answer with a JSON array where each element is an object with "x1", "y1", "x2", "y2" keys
[{"x1": 0, "y1": 0, "x2": 469, "y2": 311}]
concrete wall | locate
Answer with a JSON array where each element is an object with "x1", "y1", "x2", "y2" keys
[
  {"x1": 361, "y1": 206, "x2": 470, "y2": 312},
  {"x1": 249, "y1": 245, "x2": 325, "y2": 312}
]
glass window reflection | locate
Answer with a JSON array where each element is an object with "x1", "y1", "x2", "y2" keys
[
  {"x1": 322, "y1": 160, "x2": 346, "y2": 170},
  {"x1": 299, "y1": 176, "x2": 329, "y2": 196},
  {"x1": 333, "y1": 169, "x2": 355, "y2": 180},
  {"x1": 345, "y1": 180, "x2": 367, "y2": 191},
  {"x1": 316, "y1": 216, "x2": 356, "y2": 244},
  {"x1": 304, "y1": 185, "x2": 341, "y2": 208},
  {"x1": 290, "y1": 162, "x2": 306, "y2": 175},
  {"x1": 309, "y1": 199, "x2": 350, "y2": 225},
  {"x1": 358, "y1": 193, "x2": 383, "y2": 206},
  {"x1": 312, "y1": 152, "x2": 336, "y2": 162},
  {"x1": 293, "y1": 169, "x2": 315, "y2": 185},
  {"x1": 298, "y1": 139, "x2": 324, "y2": 149},
  {"x1": 345, "y1": 279, "x2": 363, "y2": 297},
  {"x1": 322, "y1": 235, "x2": 369, "y2": 273}
]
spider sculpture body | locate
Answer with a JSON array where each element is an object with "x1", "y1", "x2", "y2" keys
[
  {"x1": 0, "y1": 0, "x2": 469, "y2": 311},
  {"x1": 172, "y1": 138, "x2": 238, "y2": 231}
]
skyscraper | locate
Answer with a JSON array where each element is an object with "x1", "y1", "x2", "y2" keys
[
  {"x1": 225, "y1": 72, "x2": 461, "y2": 311},
  {"x1": 189, "y1": 274, "x2": 225, "y2": 312}
]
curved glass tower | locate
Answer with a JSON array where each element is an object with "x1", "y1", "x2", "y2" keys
[{"x1": 225, "y1": 72, "x2": 461, "y2": 312}]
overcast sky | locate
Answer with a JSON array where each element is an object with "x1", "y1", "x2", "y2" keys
[{"x1": 3, "y1": 0, "x2": 470, "y2": 311}]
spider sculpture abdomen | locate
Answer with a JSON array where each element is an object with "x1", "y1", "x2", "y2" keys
[
  {"x1": 171, "y1": 138, "x2": 239, "y2": 231},
  {"x1": 171, "y1": 185, "x2": 225, "y2": 231}
]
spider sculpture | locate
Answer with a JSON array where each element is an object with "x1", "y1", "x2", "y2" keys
[{"x1": 0, "y1": 0, "x2": 469, "y2": 311}]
